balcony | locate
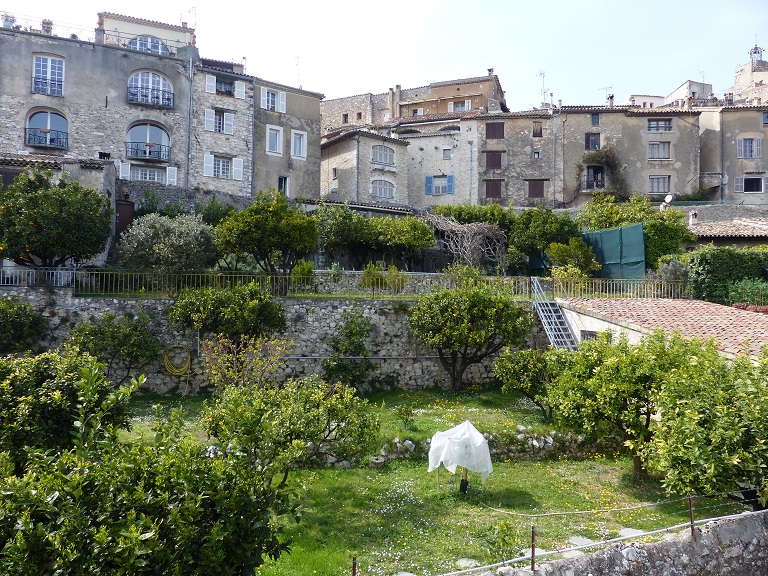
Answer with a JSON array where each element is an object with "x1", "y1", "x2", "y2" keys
[
  {"x1": 32, "y1": 76, "x2": 63, "y2": 96},
  {"x1": 127, "y1": 86, "x2": 174, "y2": 108},
  {"x1": 581, "y1": 175, "x2": 605, "y2": 192},
  {"x1": 126, "y1": 142, "x2": 171, "y2": 162},
  {"x1": 25, "y1": 128, "x2": 68, "y2": 149}
]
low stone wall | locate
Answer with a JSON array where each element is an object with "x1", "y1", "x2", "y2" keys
[{"x1": 2, "y1": 287, "x2": 547, "y2": 393}]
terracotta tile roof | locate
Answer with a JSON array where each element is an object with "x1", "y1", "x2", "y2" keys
[
  {"x1": 626, "y1": 108, "x2": 700, "y2": 116},
  {"x1": 389, "y1": 110, "x2": 481, "y2": 126},
  {"x1": 321, "y1": 129, "x2": 409, "y2": 149},
  {"x1": 691, "y1": 218, "x2": 768, "y2": 238},
  {"x1": 0, "y1": 153, "x2": 109, "y2": 170},
  {"x1": 302, "y1": 197, "x2": 412, "y2": 214},
  {"x1": 560, "y1": 298, "x2": 768, "y2": 357},
  {"x1": 475, "y1": 109, "x2": 552, "y2": 119},
  {"x1": 97, "y1": 12, "x2": 193, "y2": 33}
]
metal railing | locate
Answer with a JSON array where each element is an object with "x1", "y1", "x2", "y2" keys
[
  {"x1": 31, "y1": 76, "x2": 63, "y2": 96},
  {"x1": 581, "y1": 175, "x2": 605, "y2": 190},
  {"x1": 553, "y1": 277, "x2": 685, "y2": 299},
  {"x1": 127, "y1": 86, "x2": 174, "y2": 107},
  {"x1": 25, "y1": 128, "x2": 68, "y2": 149},
  {"x1": 125, "y1": 142, "x2": 171, "y2": 161}
]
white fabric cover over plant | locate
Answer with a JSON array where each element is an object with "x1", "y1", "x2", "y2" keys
[{"x1": 427, "y1": 420, "x2": 493, "y2": 484}]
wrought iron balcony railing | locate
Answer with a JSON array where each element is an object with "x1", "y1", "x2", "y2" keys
[
  {"x1": 581, "y1": 175, "x2": 605, "y2": 190},
  {"x1": 25, "y1": 128, "x2": 68, "y2": 149},
  {"x1": 32, "y1": 76, "x2": 63, "y2": 96},
  {"x1": 127, "y1": 86, "x2": 174, "y2": 107},
  {"x1": 125, "y1": 142, "x2": 171, "y2": 161}
]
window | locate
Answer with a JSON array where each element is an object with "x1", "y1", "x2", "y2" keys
[
  {"x1": 127, "y1": 36, "x2": 171, "y2": 55},
  {"x1": 266, "y1": 125, "x2": 283, "y2": 156},
  {"x1": 485, "y1": 179, "x2": 503, "y2": 198},
  {"x1": 130, "y1": 166, "x2": 165, "y2": 183},
  {"x1": 532, "y1": 121, "x2": 542, "y2": 137},
  {"x1": 33, "y1": 55, "x2": 64, "y2": 96},
  {"x1": 648, "y1": 141, "x2": 671, "y2": 160},
  {"x1": 425, "y1": 175, "x2": 455, "y2": 195},
  {"x1": 527, "y1": 180, "x2": 545, "y2": 198},
  {"x1": 203, "y1": 154, "x2": 243, "y2": 180},
  {"x1": 278, "y1": 176, "x2": 290, "y2": 196},
  {"x1": 585, "y1": 133, "x2": 600, "y2": 150},
  {"x1": 763, "y1": 112, "x2": 768, "y2": 127},
  {"x1": 261, "y1": 87, "x2": 286, "y2": 112},
  {"x1": 126, "y1": 123, "x2": 170, "y2": 160},
  {"x1": 332, "y1": 167, "x2": 338, "y2": 179},
  {"x1": 648, "y1": 119, "x2": 672, "y2": 132},
  {"x1": 412, "y1": 108, "x2": 424, "y2": 116},
  {"x1": 583, "y1": 166, "x2": 604, "y2": 190},
  {"x1": 291, "y1": 130, "x2": 307, "y2": 159},
  {"x1": 486, "y1": 122, "x2": 504, "y2": 139},
  {"x1": 735, "y1": 176, "x2": 768, "y2": 193},
  {"x1": 342, "y1": 113, "x2": 349, "y2": 124},
  {"x1": 448, "y1": 100, "x2": 471, "y2": 112},
  {"x1": 356, "y1": 112, "x2": 362, "y2": 120},
  {"x1": 737, "y1": 138, "x2": 763, "y2": 159},
  {"x1": 205, "y1": 109, "x2": 234, "y2": 134},
  {"x1": 371, "y1": 180, "x2": 394, "y2": 200},
  {"x1": 442, "y1": 148, "x2": 452, "y2": 160},
  {"x1": 648, "y1": 175, "x2": 671, "y2": 194},
  {"x1": 533, "y1": 151, "x2": 540, "y2": 159},
  {"x1": 128, "y1": 71, "x2": 173, "y2": 107},
  {"x1": 591, "y1": 113, "x2": 600, "y2": 127},
  {"x1": 216, "y1": 79, "x2": 233, "y2": 96},
  {"x1": 485, "y1": 151, "x2": 502, "y2": 169},
  {"x1": 205, "y1": 75, "x2": 245, "y2": 99},
  {"x1": 372, "y1": 145, "x2": 394, "y2": 165},
  {"x1": 26, "y1": 110, "x2": 68, "y2": 149}
]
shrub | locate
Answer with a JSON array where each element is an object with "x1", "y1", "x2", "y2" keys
[
  {"x1": 322, "y1": 308, "x2": 376, "y2": 390},
  {"x1": 200, "y1": 335, "x2": 292, "y2": 389},
  {"x1": 358, "y1": 262, "x2": 385, "y2": 293},
  {"x1": 687, "y1": 245, "x2": 768, "y2": 303},
  {"x1": 290, "y1": 258, "x2": 315, "y2": 289},
  {"x1": 0, "y1": 297, "x2": 48, "y2": 353},
  {"x1": 729, "y1": 277, "x2": 768, "y2": 305}
]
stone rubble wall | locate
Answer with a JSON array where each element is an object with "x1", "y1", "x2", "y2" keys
[{"x1": 3, "y1": 287, "x2": 546, "y2": 394}]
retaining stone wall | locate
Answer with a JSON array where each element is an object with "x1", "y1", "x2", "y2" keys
[{"x1": 3, "y1": 287, "x2": 546, "y2": 394}]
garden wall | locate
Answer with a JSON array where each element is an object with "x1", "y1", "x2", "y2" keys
[{"x1": 4, "y1": 287, "x2": 547, "y2": 394}]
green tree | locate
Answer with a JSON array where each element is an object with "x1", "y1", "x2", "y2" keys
[
  {"x1": 67, "y1": 311, "x2": 162, "y2": 385},
  {"x1": 117, "y1": 213, "x2": 217, "y2": 273},
  {"x1": 215, "y1": 192, "x2": 318, "y2": 284},
  {"x1": 409, "y1": 286, "x2": 532, "y2": 389},
  {"x1": 200, "y1": 335, "x2": 292, "y2": 389},
  {"x1": 495, "y1": 348, "x2": 562, "y2": 421},
  {"x1": 0, "y1": 167, "x2": 111, "y2": 268},
  {"x1": 367, "y1": 216, "x2": 434, "y2": 270},
  {"x1": 312, "y1": 202, "x2": 371, "y2": 265},
  {"x1": 0, "y1": 297, "x2": 48, "y2": 354},
  {"x1": 433, "y1": 202, "x2": 517, "y2": 236},
  {"x1": 168, "y1": 282, "x2": 286, "y2": 339},
  {"x1": 508, "y1": 207, "x2": 580, "y2": 274},
  {"x1": 194, "y1": 197, "x2": 237, "y2": 225},
  {"x1": 546, "y1": 236, "x2": 602, "y2": 277}
]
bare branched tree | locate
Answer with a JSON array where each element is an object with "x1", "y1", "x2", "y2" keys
[{"x1": 421, "y1": 212, "x2": 507, "y2": 271}]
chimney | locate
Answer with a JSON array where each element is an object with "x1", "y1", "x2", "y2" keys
[
  {"x1": 41, "y1": 19, "x2": 53, "y2": 34},
  {"x1": 688, "y1": 210, "x2": 698, "y2": 226},
  {"x1": 607, "y1": 94, "x2": 614, "y2": 108},
  {"x1": 487, "y1": 67, "x2": 494, "y2": 76}
]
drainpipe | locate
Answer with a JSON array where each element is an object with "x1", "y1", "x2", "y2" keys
[
  {"x1": 469, "y1": 139, "x2": 474, "y2": 205},
  {"x1": 185, "y1": 58, "x2": 193, "y2": 189},
  {"x1": 251, "y1": 78, "x2": 257, "y2": 196},
  {"x1": 355, "y1": 134, "x2": 360, "y2": 202},
  {"x1": 552, "y1": 104, "x2": 557, "y2": 208},
  {"x1": 561, "y1": 114, "x2": 567, "y2": 203},
  {"x1": 719, "y1": 107, "x2": 724, "y2": 203}
]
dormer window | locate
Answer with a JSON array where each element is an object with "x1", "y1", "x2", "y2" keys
[{"x1": 127, "y1": 36, "x2": 171, "y2": 56}]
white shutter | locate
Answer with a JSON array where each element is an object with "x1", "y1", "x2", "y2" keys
[
  {"x1": 204, "y1": 108, "x2": 215, "y2": 131},
  {"x1": 465, "y1": 99, "x2": 472, "y2": 110},
  {"x1": 223, "y1": 112, "x2": 234, "y2": 135},
  {"x1": 260, "y1": 86, "x2": 268, "y2": 109},
  {"x1": 278, "y1": 91, "x2": 286, "y2": 113},
  {"x1": 234, "y1": 80, "x2": 245, "y2": 99},
  {"x1": 205, "y1": 74, "x2": 216, "y2": 94},
  {"x1": 119, "y1": 162, "x2": 131, "y2": 180},
  {"x1": 764, "y1": 176, "x2": 768, "y2": 193},
  {"x1": 757, "y1": 138, "x2": 763, "y2": 158},
  {"x1": 417, "y1": 108, "x2": 424, "y2": 116},
  {"x1": 447, "y1": 102, "x2": 454, "y2": 112},
  {"x1": 735, "y1": 176, "x2": 744, "y2": 192},
  {"x1": 203, "y1": 154, "x2": 214, "y2": 177},
  {"x1": 232, "y1": 158, "x2": 244, "y2": 181},
  {"x1": 166, "y1": 166, "x2": 177, "y2": 186},
  {"x1": 737, "y1": 138, "x2": 744, "y2": 158}
]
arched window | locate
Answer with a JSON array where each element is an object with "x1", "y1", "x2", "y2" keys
[
  {"x1": 127, "y1": 36, "x2": 171, "y2": 56},
  {"x1": 372, "y1": 145, "x2": 394, "y2": 165},
  {"x1": 26, "y1": 110, "x2": 68, "y2": 149},
  {"x1": 126, "y1": 123, "x2": 170, "y2": 161},
  {"x1": 371, "y1": 180, "x2": 394, "y2": 200},
  {"x1": 128, "y1": 71, "x2": 174, "y2": 107}
]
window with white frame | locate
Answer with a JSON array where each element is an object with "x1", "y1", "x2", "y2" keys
[
  {"x1": 26, "y1": 110, "x2": 68, "y2": 149},
  {"x1": 130, "y1": 166, "x2": 165, "y2": 183},
  {"x1": 205, "y1": 109, "x2": 234, "y2": 134},
  {"x1": 266, "y1": 125, "x2": 283, "y2": 156},
  {"x1": 203, "y1": 154, "x2": 243, "y2": 180},
  {"x1": 128, "y1": 71, "x2": 173, "y2": 107},
  {"x1": 214, "y1": 157, "x2": 230, "y2": 178},
  {"x1": 261, "y1": 87, "x2": 286, "y2": 112},
  {"x1": 371, "y1": 145, "x2": 394, "y2": 165},
  {"x1": 425, "y1": 174, "x2": 455, "y2": 195},
  {"x1": 205, "y1": 75, "x2": 245, "y2": 99},
  {"x1": 648, "y1": 175, "x2": 671, "y2": 194},
  {"x1": 448, "y1": 100, "x2": 471, "y2": 112},
  {"x1": 737, "y1": 138, "x2": 763, "y2": 159},
  {"x1": 371, "y1": 180, "x2": 394, "y2": 200},
  {"x1": 127, "y1": 36, "x2": 171, "y2": 55},
  {"x1": 648, "y1": 118, "x2": 672, "y2": 132},
  {"x1": 332, "y1": 167, "x2": 338, "y2": 179},
  {"x1": 278, "y1": 176, "x2": 290, "y2": 196},
  {"x1": 735, "y1": 176, "x2": 768, "y2": 193},
  {"x1": 442, "y1": 148, "x2": 452, "y2": 160},
  {"x1": 126, "y1": 123, "x2": 170, "y2": 160},
  {"x1": 291, "y1": 130, "x2": 307, "y2": 159},
  {"x1": 33, "y1": 55, "x2": 64, "y2": 96},
  {"x1": 763, "y1": 112, "x2": 768, "y2": 127},
  {"x1": 648, "y1": 141, "x2": 671, "y2": 160}
]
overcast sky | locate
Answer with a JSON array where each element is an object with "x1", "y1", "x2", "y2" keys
[{"x1": 4, "y1": 0, "x2": 767, "y2": 109}]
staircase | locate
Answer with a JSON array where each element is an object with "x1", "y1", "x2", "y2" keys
[{"x1": 531, "y1": 277, "x2": 578, "y2": 350}]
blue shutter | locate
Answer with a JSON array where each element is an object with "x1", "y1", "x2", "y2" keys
[
  {"x1": 426, "y1": 175, "x2": 433, "y2": 195},
  {"x1": 446, "y1": 174, "x2": 455, "y2": 194}
]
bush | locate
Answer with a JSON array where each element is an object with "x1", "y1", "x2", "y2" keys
[
  {"x1": 729, "y1": 277, "x2": 768, "y2": 305},
  {"x1": 322, "y1": 308, "x2": 376, "y2": 390},
  {"x1": 358, "y1": 262, "x2": 385, "y2": 292},
  {"x1": 687, "y1": 245, "x2": 768, "y2": 304},
  {"x1": 290, "y1": 258, "x2": 315, "y2": 289},
  {"x1": 0, "y1": 297, "x2": 48, "y2": 353}
]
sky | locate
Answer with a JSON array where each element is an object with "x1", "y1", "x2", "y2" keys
[{"x1": 3, "y1": 0, "x2": 768, "y2": 110}]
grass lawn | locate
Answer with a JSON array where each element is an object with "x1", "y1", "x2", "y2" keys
[{"x1": 126, "y1": 387, "x2": 746, "y2": 576}]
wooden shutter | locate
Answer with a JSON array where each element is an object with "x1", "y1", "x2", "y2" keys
[
  {"x1": 425, "y1": 175, "x2": 433, "y2": 195},
  {"x1": 528, "y1": 180, "x2": 545, "y2": 198},
  {"x1": 485, "y1": 180, "x2": 502, "y2": 198},
  {"x1": 446, "y1": 174, "x2": 454, "y2": 194},
  {"x1": 260, "y1": 87, "x2": 268, "y2": 109},
  {"x1": 232, "y1": 158, "x2": 244, "y2": 181},
  {"x1": 166, "y1": 166, "x2": 177, "y2": 186},
  {"x1": 205, "y1": 74, "x2": 216, "y2": 94},
  {"x1": 278, "y1": 91, "x2": 286, "y2": 113},
  {"x1": 119, "y1": 162, "x2": 131, "y2": 179},
  {"x1": 486, "y1": 122, "x2": 504, "y2": 139},
  {"x1": 486, "y1": 151, "x2": 502, "y2": 169},
  {"x1": 204, "y1": 108, "x2": 215, "y2": 131},
  {"x1": 416, "y1": 107, "x2": 424, "y2": 116},
  {"x1": 447, "y1": 102, "x2": 454, "y2": 112},
  {"x1": 585, "y1": 133, "x2": 591, "y2": 150},
  {"x1": 735, "y1": 176, "x2": 744, "y2": 192},
  {"x1": 203, "y1": 154, "x2": 214, "y2": 177},
  {"x1": 465, "y1": 99, "x2": 471, "y2": 111},
  {"x1": 757, "y1": 139, "x2": 763, "y2": 158},
  {"x1": 223, "y1": 112, "x2": 234, "y2": 135},
  {"x1": 737, "y1": 138, "x2": 744, "y2": 158},
  {"x1": 764, "y1": 177, "x2": 768, "y2": 192},
  {"x1": 234, "y1": 80, "x2": 245, "y2": 99}
]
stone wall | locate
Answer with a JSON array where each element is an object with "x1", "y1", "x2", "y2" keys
[{"x1": 3, "y1": 287, "x2": 546, "y2": 394}]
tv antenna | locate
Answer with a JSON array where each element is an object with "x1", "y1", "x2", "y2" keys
[
  {"x1": 537, "y1": 71, "x2": 548, "y2": 102},
  {"x1": 598, "y1": 86, "x2": 613, "y2": 99},
  {"x1": 296, "y1": 56, "x2": 301, "y2": 89}
]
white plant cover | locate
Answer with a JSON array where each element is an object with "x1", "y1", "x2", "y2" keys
[{"x1": 427, "y1": 420, "x2": 493, "y2": 484}]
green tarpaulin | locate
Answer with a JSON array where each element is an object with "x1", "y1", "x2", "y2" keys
[{"x1": 582, "y1": 222, "x2": 645, "y2": 279}]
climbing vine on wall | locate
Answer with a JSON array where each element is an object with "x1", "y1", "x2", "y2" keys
[{"x1": 576, "y1": 145, "x2": 627, "y2": 200}]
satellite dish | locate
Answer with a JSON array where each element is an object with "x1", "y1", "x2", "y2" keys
[{"x1": 664, "y1": 194, "x2": 673, "y2": 204}]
